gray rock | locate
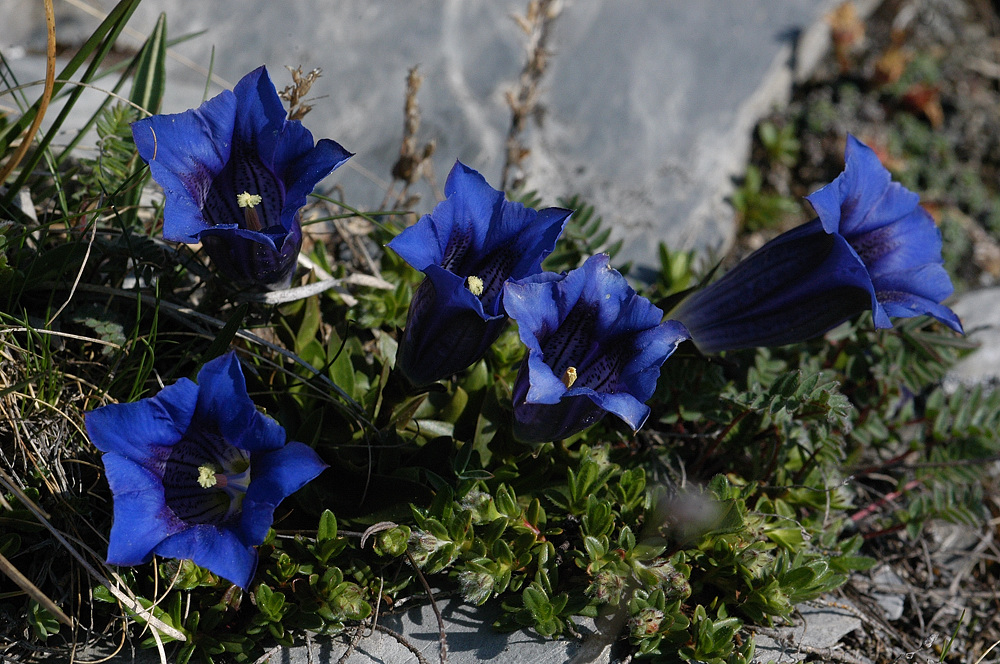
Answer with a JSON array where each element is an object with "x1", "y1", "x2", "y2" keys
[
  {"x1": 947, "y1": 287, "x2": 1000, "y2": 386},
  {"x1": 869, "y1": 565, "x2": 906, "y2": 622},
  {"x1": 75, "y1": 597, "x2": 603, "y2": 664},
  {"x1": 4, "y1": 0, "x2": 849, "y2": 277},
  {"x1": 752, "y1": 599, "x2": 867, "y2": 664},
  {"x1": 292, "y1": 599, "x2": 596, "y2": 664}
]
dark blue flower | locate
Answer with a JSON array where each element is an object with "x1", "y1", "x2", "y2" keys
[
  {"x1": 673, "y1": 135, "x2": 962, "y2": 353},
  {"x1": 132, "y1": 66, "x2": 352, "y2": 289},
  {"x1": 387, "y1": 161, "x2": 571, "y2": 387},
  {"x1": 85, "y1": 352, "x2": 327, "y2": 589},
  {"x1": 505, "y1": 254, "x2": 689, "y2": 443}
]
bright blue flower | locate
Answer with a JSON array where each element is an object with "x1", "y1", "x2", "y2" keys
[
  {"x1": 673, "y1": 135, "x2": 963, "y2": 353},
  {"x1": 85, "y1": 352, "x2": 327, "y2": 589},
  {"x1": 505, "y1": 254, "x2": 689, "y2": 443},
  {"x1": 387, "y1": 161, "x2": 571, "y2": 387},
  {"x1": 132, "y1": 66, "x2": 352, "y2": 289}
]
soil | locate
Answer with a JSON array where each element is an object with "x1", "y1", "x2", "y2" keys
[{"x1": 742, "y1": 1, "x2": 1000, "y2": 661}]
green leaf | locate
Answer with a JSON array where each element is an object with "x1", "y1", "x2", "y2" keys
[
  {"x1": 317, "y1": 509, "x2": 338, "y2": 542},
  {"x1": 129, "y1": 13, "x2": 168, "y2": 115},
  {"x1": 201, "y1": 303, "x2": 248, "y2": 365},
  {"x1": 522, "y1": 584, "x2": 553, "y2": 621}
]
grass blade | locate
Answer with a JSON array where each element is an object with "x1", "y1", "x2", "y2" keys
[
  {"x1": 129, "y1": 13, "x2": 168, "y2": 116},
  {"x1": 0, "y1": 0, "x2": 143, "y2": 209},
  {"x1": 0, "y1": 0, "x2": 55, "y2": 187}
]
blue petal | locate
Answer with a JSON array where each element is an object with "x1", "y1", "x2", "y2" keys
[
  {"x1": 583, "y1": 392, "x2": 650, "y2": 431},
  {"x1": 807, "y1": 135, "x2": 898, "y2": 236},
  {"x1": 194, "y1": 352, "x2": 285, "y2": 452},
  {"x1": 199, "y1": 222, "x2": 302, "y2": 289},
  {"x1": 522, "y1": 351, "x2": 573, "y2": 405},
  {"x1": 503, "y1": 270, "x2": 573, "y2": 356},
  {"x1": 395, "y1": 266, "x2": 507, "y2": 386},
  {"x1": 477, "y1": 199, "x2": 571, "y2": 297},
  {"x1": 239, "y1": 442, "x2": 327, "y2": 544},
  {"x1": 879, "y1": 289, "x2": 964, "y2": 333},
  {"x1": 850, "y1": 205, "x2": 944, "y2": 280},
  {"x1": 132, "y1": 91, "x2": 237, "y2": 243},
  {"x1": 386, "y1": 209, "x2": 449, "y2": 273},
  {"x1": 388, "y1": 162, "x2": 501, "y2": 273},
  {"x1": 876, "y1": 263, "x2": 954, "y2": 305},
  {"x1": 247, "y1": 442, "x2": 327, "y2": 505},
  {"x1": 86, "y1": 378, "x2": 198, "y2": 465},
  {"x1": 235, "y1": 497, "x2": 276, "y2": 553},
  {"x1": 102, "y1": 454, "x2": 182, "y2": 565},
  {"x1": 875, "y1": 264, "x2": 962, "y2": 332},
  {"x1": 508, "y1": 255, "x2": 682, "y2": 442},
  {"x1": 277, "y1": 135, "x2": 353, "y2": 221},
  {"x1": 615, "y1": 320, "x2": 690, "y2": 404},
  {"x1": 231, "y1": 66, "x2": 289, "y2": 166},
  {"x1": 154, "y1": 525, "x2": 258, "y2": 589},
  {"x1": 673, "y1": 221, "x2": 878, "y2": 352}
]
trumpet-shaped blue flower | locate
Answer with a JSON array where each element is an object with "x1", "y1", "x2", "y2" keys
[
  {"x1": 673, "y1": 135, "x2": 962, "y2": 353},
  {"x1": 387, "y1": 161, "x2": 571, "y2": 386},
  {"x1": 505, "y1": 254, "x2": 689, "y2": 443},
  {"x1": 85, "y1": 352, "x2": 327, "y2": 589},
  {"x1": 132, "y1": 66, "x2": 352, "y2": 289}
]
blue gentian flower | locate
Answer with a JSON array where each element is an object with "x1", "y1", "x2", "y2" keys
[
  {"x1": 132, "y1": 66, "x2": 352, "y2": 289},
  {"x1": 505, "y1": 254, "x2": 689, "y2": 443},
  {"x1": 672, "y1": 135, "x2": 963, "y2": 353},
  {"x1": 85, "y1": 352, "x2": 327, "y2": 589},
  {"x1": 387, "y1": 161, "x2": 571, "y2": 387}
]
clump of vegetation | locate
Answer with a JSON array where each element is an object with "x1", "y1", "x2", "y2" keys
[{"x1": 0, "y1": 1, "x2": 996, "y2": 663}]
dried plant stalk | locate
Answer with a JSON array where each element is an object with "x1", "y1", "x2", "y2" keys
[
  {"x1": 279, "y1": 65, "x2": 323, "y2": 121},
  {"x1": 500, "y1": 0, "x2": 562, "y2": 191},
  {"x1": 386, "y1": 66, "x2": 436, "y2": 211}
]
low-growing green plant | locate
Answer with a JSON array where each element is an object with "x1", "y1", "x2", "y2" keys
[{"x1": 0, "y1": 3, "x2": 992, "y2": 663}]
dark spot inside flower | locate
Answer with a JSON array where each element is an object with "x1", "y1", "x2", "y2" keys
[
  {"x1": 203, "y1": 143, "x2": 283, "y2": 231},
  {"x1": 471, "y1": 247, "x2": 518, "y2": 303},
  {"x1": 541, "y1": 302, "x2": 600, "y2": 381},
  {"x1": 849, "y1": 223, "x2": 901, "y2": 266},
  {"x1": 441, "y1": 226, "x2": 474, "y2": 273},
  {"x1": 162, "y1": 423, "x2": 250, "y2": 526},
  {"x1": 578, "y1": 344, "x2": 625, "y2": 393}
]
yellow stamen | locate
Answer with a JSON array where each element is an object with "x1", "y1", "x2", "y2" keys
[
  {"x1": 561, "y1": 366, "x2": 578, "y2": 389},
  {"x1": 237, "y1": 192, "x2": 263, "y2": 231},
  {"x1": 466, "y1": 275, "x2": 484, "y2": 297},
  {"x1": 236, "y1": 192, "x2": 262, "y2": 208},
  {"x1": 197, "y1": 465, "x2": 218, "y2": 489}
]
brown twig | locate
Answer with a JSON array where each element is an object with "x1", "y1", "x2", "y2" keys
[
  {"x1": 405, "y1": 551, "x2": 448, "y2": 664},
  {"x1": 385, "y1": 66, "x2": 436, "y2": 211},
  {"x1": 0, "y1": 469, "x2": 186, "y2": 642},
  {"x1": 335, "y1": 622, "x2": 367, "y2": 664},
  {"x1": 371, "y1": 623, "x2": 431, "y2": 664},
  {"x1": 500, "y1": 0, "x2": 562, "y2": 191},
  {"x1": 850, "y1": 478, "x2": 922, "y2": 523},
  {"x1": 359, "y1": 521, "x2": 399, "y2": 549},
  {"x1": 0, "y1": 0, "x2": 56, "y2": 186},
  {"x1": 0, "y1": 552, "x2": 73, "y2": 627},
  {"x1": 279, "y1": 66, "x2": 323, "y2": 122}
]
